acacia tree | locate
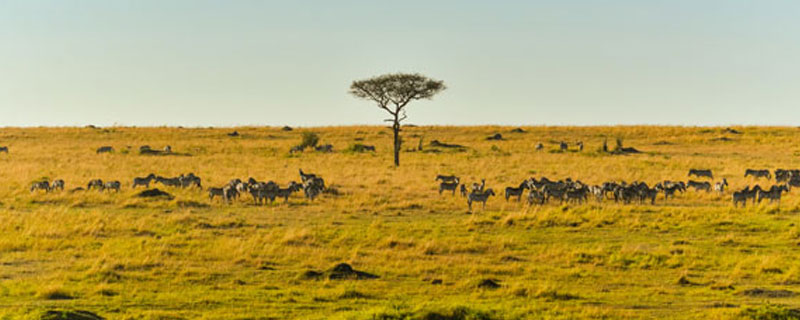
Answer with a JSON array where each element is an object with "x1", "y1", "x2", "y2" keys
[{"x1": 349, "y1": 73, "x2": 446, "y2": 166}]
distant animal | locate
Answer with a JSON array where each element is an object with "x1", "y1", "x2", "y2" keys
[
  {"x1": 527, "y1": 189, "x2": 546, "y2": 205},
  {"x1": 50, "y1": 179, "x2": 64, "y2": 191},
  {"x1": 535, "y1": 143, "x2": 543, "y2": 151},
  {"x1": 87, "y1": 179, "x2": 104, "y2": 191},
  {"x1": 96, "y1": 146, "x2": 114, "y2": 154},
  {"x1": 714, "y1": 178, "x2": 728, "y2": 194},
  {"x1": 164, "y1": 145, "x2": 172, "y2": 153},
  {"x1": 227, "y1": 131, "x2": 239, "y2": 137},
  {"x1": 223, "y1": 185, "x2": 239, "y2": 203},
  {"x1": 577, "y1": 141, "x2": 584, "y2": 152},
  {"x1": 745, "y1": 169, "x2": 771, "y2": 180},
  {"x1": 688, "y1": 169, "x2": 713, "y2": 179},
  {"x1": 687, "y1": 180, "x2": 711, "y2": 192},
  {"x1": 560, "y1": 142, "x2": 568, "y2": 151},
  {"x1": 732, "y1": 190, "x2": 748, "y2": 207},
  {"x1": 436, "y1": 175, "x2": 459, "y2": 183},
  {"x1": 132, "y1": 174, "x2": 156, "y2": 188},
  {"x1": 315, "y1": 144, "x2": 333, "y2": 153},
  {"x1": 140, "y1": 145, "x2": 151, "y2": 152},
  {"x1": 208, "y1": 187, "x2": 225, "y2": 202},
  {"x1": 471, "y1": 179, "x2": 486, "y2": 193},
  {"x1": 758, "y1": 185, "x2": 788, "y2": 204},
  {"x1": 155, "y1": 176, "x2": 182, "y2": 187},
  {"x1": 439, "y1": 178, "x2": 460, "y2": 195},
  {"x1": 468, "y1": 189, "x2": 495, "y2": 211},
  {"x1": 460, "y1": 184, "x2": 468, "y2": 197},
  {"x1": 103, "y1": 180, "x2": 121, "y2": 192},
  {"x1": 290, "y1": 145, "x2": 305, "y2": 154},
  {"x1": 0, "y1": 146, "x2": 7, "y2": 153},
  {"x1": 275, "y1": 182, "x2": 302, "y2": 203},
  {"x1": 504, "y1": 182, "x2": 529, "y2": 201},
  {"x1": 30, "y1": 180, "x2": 51, "y2": 193}
]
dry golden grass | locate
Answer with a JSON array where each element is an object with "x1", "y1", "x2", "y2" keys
[{"x1": 1, "y1": 125, "x2": 800, "y2": 319}]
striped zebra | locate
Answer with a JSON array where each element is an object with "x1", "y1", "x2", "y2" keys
[
  {"x1": 30, "y1": 180, "x2": 51, "y2": 193},
  {"x1": 527, "y1": 189, "x2": 546, "y2": 205},
  {"x1": 439, "y1": 178, "x2": 460, "y2": 195},
  {"x1": 688, "y1": 169, "x2": 713, "y2": 179},
  {"x1": 745, "y1": 169, "x2": 771, "y2": 180},
  {"x1": 713, "y1": 178, "x2": 728, "y2": 194},
  {"x1": 504, "y1": 181, "x2": 529, "y2": 201},
  {"x1": 50, "y1": 179, "x2": 64, "y2": 191},
  {"x1": 758, "y1": 185, "x2": 788, "y2": 204},
  {"x1": 687, "y1": 180, "x2": 711, "y2": 192},
  {"x1": 87, "y1": 179, "x2": 104, "y2": 191},
  {"x1": 460, "y1": 184, "x2": 468, "y2": 197},
  {"x1": 208, "y1": 187, "x2": 225, "y2": 202},
  {"x1": 467, "y1": 189, "x2": 495, "y2": 211},
  {"x1": 435, "y1": 175, "x2": 459, "y2": 183},
  {"x1": 732, "y1": 190, "x2": 749, "y2": 207},
  {"x1": 132, "y1": 174, "x2": 156, "y2": 188},
  {"x1": 275, "y1": 182, "x2": 302, "y2": 203},
  {"x1": 96, "y1": 146, "x2": 114, "y2": 154},
  {"x1": 103, "y1": 181, "x2": 121, "y2": 192},
  {"x1": 155, "y1": 176, "x2": 182, "y2": 187}
]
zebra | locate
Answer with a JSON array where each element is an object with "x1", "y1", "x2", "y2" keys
[
  {"x1": 275, "y1": 182, "x2": 302, "y2": 203},
  {"x1": 155, "y1": 176, "x2": 182, "y2": 187},
  {"x1": 535, "y1": 143, "x2": 544, "y2": 151},
  {"x1": 577, "y1": 141, "x2": 584, "y2": 152},
  {"x1": 132, "y1": 174, "x2": 156, "y2": 188},
  {"x1": 315, "y1": 144, "x2": 333, "y2": 153},
  {"x1": 0, "y1": 146, "x2": 7, "y2": 153},
  {"x1": 467, "y1": 189, "x2": 495, "y2": 211},
  {"x1": 560, "y1": 141, "x2": 568, "y2": 151},
  {"x1": 713, "y1": 178, "x2": 728, "y2": 194},
  {"x1": 303, "y1": 182, "x2": 323, "y2": 201},
  {"x1": 96, "y1": 146, "x2": 114, "y2": 154},
  {"x1": 87, "y1": 179, "x2": 104, "y2": 191},
  {"x1": 745, "y1": 169, "x2": 771, "y2": 180},
  {"x1": 435, "y1": 175, "x2": 459, "y2": 183},
  {"x1": 471, "y1": 179, "x2": 486, "y2": 193},
  {"x1": 504, "y1": 181, "x2": 529, "y2": 201},
  {"x1": 223, "y1": 185, "x2": 239, "y2": 203},
  {"x1": 687, "y1": 180, "x2": 711, "y2": 192},
  {"x1": 775, "y1": 169, "x2": 799, "y2": 182},
  {"x1": 758, "y1": 185, "x2": 789, "y2": 204},
  {"x1": 460, "y1": 184, "x2": 468, "y2": 197},
  {"x1": 290, "y1": 145, "x2": 305, "y2": 153},
  {"x1": 589, "y1": 185, "x2": 604, "y2": 202},
  {"x1": 164, "y1": 145, "x2": 172, "y2": 153},
  {"x1": 732, "y1": 190, "x2": 748, "y2": 207},
  {"x1": 565, "y1": 187, "x2": 589, "y2": 204},
  {"x1": 439, "y1": 178, "x2": 460, "y2": 195},
  {"x1": 50, "y1": 179, "x2": 64, "y2": 191},
  {"x1": 299, "y1": 169, "x2": 319, "y2": 183},
  {"x1": 688, "y1": 169, "x2": 713, "y2": 179},
  {"x1": 179, "y1": 174, "x2": 202, "y2": 189},
  {"x1": 527, "y1": 189, "x2": 546, "y2": 205},
  {"x1": 208, "y1": 187, "x2": 225, "y2": 202},
  {"x1": 103, "y1": 181, "x2": 121, "y2": 192},
  {"x1": 30, "y1": 180, "x2": 51, "y2": 193}
]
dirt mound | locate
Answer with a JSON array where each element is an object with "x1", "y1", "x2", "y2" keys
[
  {"x1": 486, "y1": 133, "x2": 504, "y2": 141},
  {"x1": 741, "y1": 288, "x2": 796, "y2": 298},
  {"x1": 653, "y1": 141, "x2": 673, "y2": 145},
  {"x1": 135, "y1": 188, "x2": 173, "y2": 199},
  {"x1": 300, "y1": 263, "x2": 379, "y2": 280},
  {"x1": 711, "y1": 137, "x2": 733, "y2": 142},
  {"x1": 41, "y1": 310, "x2": 105, "y2": 320},
  {"x1": 477, "y1": 279, "x2": 501, "y2": 289}
]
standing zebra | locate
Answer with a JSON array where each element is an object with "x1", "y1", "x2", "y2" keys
[
  {"x1": 87, "y1": 179, "x2": 104, "y2": 191},
  {"x1": 50, "y1": 179, "x2": 65, "y2": 191},
  {"x1": 132, "y1": 174, "x2": 156, "y2": 188},
  {"x1": 104, "y1": 181, "x2": 121, "y2": 192},
  {"x1": 467, "y1": 189, "x2": 495, "y2": 211},
  {"x1": 714, "y1": 178, "x2": 728, "y2": 194},
  {"x1": 439, "y1": 178, "x2": 460, "y2": 195},
  {"x1": 30, "y1": 180, "x2": 51, "y2": 193}
]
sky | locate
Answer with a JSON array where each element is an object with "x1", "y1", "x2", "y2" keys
[{"x1": 1, "y1": 0, "x2": 799, "y2": 127}]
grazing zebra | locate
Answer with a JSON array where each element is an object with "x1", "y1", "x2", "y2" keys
[
  {"x1": 504, "y1": 182, "x2": 529, "y2": 201},
  {"x1": 527, "y1": 189, "x2": 546, "y2": 205},
  {"x1": 275, "y1": 182, "x2": 302, "y2": 203},
  {"x1": 223, "y1": 185, "x2": 238, "y2": 203},
  {"x1": 435, "y1": 175, "x2": 459, "y2": 183},
  {"x1": 467, "y1": 189, "x2": 495, "y2": 211},
  {"x1": 713, "y1": 178, "x2": 728, "y2": 194},
  {"x1": 155, "y1": 176, "x2": 182, "y2": 187},
  {"x1": 103, "y1": 181, "x2": 121, "y2": 192},
  {"x1": 179, "y1": 174, "x2": 202, "y2": 189},
  {"x1": 50, "y1": 179, "x2": 64, "y2": 191},
  {"x1": 758, "y1": 185, "x2": 789, "y2": 204},
  {"x1": 439, "y1": 178, "x2": 460, "y2": 196},
  {"x1": 87, "y1": 179, "x2": 104, "y2": 191},
  {"x1": 132, "y1": 174, "x2": 156, "y2": 188},
  {"x1": 30, "y1": 180, "x2": 51, "y2": 193},
  {"x1": 0, "y1": 146, "x2": 7, "y2": 153},
  {"x1": 208, "y1": 187, "x2": 225, "y2": 202},
  {"x1": 687, "y1": 180, "x2": 711, "y2": 192},
  {"x1": 96, "y1": 146, "x2": 114, "y2": 154},
  {"x1": 745, "y1": 169, "x2": 771, "y2": 180},
  {"x1": 535, "y1": 143, "x2": 543, "y2": 151},
  {"x1": 460, "y1": 184, "x2": 468, "y2": 197},
  {"x1": 688, "y1": 169, "x2": 713, "y2": 179}
]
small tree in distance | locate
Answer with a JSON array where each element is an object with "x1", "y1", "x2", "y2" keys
[{"x1": 349, "y1": 73, "x2": 446, "y2": 167}]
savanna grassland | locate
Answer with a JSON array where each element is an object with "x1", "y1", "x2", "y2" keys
[{"x1": 3, "y1": 126, "x2": 800, "y2": 319}]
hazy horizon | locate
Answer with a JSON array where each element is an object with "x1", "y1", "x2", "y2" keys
[{"x1": 2, "y1": 1, "x2": 799, "y2": 127}]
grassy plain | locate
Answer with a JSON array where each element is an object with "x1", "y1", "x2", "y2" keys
[{"x1": 2, "y1": 125, "x2": 800, "y2": 319}]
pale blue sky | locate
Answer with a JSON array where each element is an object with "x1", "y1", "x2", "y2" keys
[{"x1": 1, "y1": 1, "x2": 799, "y2": 127}]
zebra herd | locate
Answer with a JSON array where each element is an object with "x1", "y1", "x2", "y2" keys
[
  {"x1": 208, "y1": 169, "x2": 327, "y2": 205},
  {"x1": 438, "y1": 168, "x2": 800, "y2": 211},
  {"x1": 27, "y1": 170, "x2": 330, "y2": 205}
]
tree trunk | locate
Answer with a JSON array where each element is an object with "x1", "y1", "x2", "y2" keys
[{"x1": 392, "y1": 117, "x2": 400, "y2": 167}]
